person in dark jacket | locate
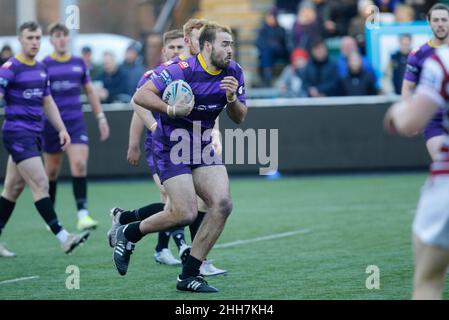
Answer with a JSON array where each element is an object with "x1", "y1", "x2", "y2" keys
[
  {"x1": 341, "y1": 51, "x2": 377, "y2": 96},
  {"x1": 96, "y1": 51, "x2": 128, "y2": 103},
  {"x1": 120, "y1": 42, "x2": 146, "y2": 97},
  {"x1": 302, "y1": 39, "x2": 340, "y2": 97},
  {"x1": 391, "y1": 34, "x2": 412, "y2": 94},
  {"x1": 256, "y1": 7, "x2": 289, "y2": 86}
]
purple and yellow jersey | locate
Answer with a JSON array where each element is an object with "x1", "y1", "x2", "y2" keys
[
  {"x1": 0, "y1": 55, "x2": 51, "y2": 133},
  {"x1": 137, "y1": 55, "x2": 185, "y2": 150},
  {"x1": 151, "y1": 53, "x2": 246, "y2": 146},
  {"x1": 42, "y1": 54, "x2": 90, "y2": 120},
  {"x1": 404, "y1": 41, "x2": 439, "y2": 84}
]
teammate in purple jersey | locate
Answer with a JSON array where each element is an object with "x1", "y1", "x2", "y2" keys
[
  {"x1": 42, "y1": 23, "x2": 110, "y2": 232},
  {"x1": 113, "y1": 22, "x2": 247, "y2": 293},
  {"x1": 0, "y1": 22, "x2": 89, "y2": 257},
  {"x1": 111, "y1": 21, "x2": 226, "y2": 276},
  {"x1": 402, "y1": 4, "x2": 449, "y2": 161}
]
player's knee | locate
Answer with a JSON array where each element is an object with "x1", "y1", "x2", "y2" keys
[
  {"x1": 4, "y1": 180, "x2": 25, "y2": 200},
  {"x1": 170, "y1": 204, "x2": 197, "y2": 226},
  {"x1": 217, "y1": 197, "x2": 233, "y2": 218},
  {"x1": 35, "y1": 176, "x2": 49, "y2": 194},
  {"x1": 72, "y1": 160, "x2": 87, "y2": 175}
]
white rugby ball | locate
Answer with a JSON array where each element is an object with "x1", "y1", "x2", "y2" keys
[{"x1": 162, "y1": 80, "x2": 194, "y2": 106}]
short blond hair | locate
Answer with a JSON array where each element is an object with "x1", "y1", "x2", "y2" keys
[{"x1": 183, "y1": 18, "x2": 208, "y2": 37}]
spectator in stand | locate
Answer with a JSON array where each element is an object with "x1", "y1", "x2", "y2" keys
[
  {"x1": 256, "y1": 7, "x2": 289, "y2": 86},
  {"x1": 292, "y1": 4, "x2": 323, "y2": 51},
  {"x1": 276, "y1": 0, "x2": 303, "y2": 13},
  {"x1": 96, "y1": 51, "x2": 128, "y2": 103},
  {"x1": 81, "y1": 46, "x2": 102, "y2": 80},
  {"x1": 337, "y1": 36, "x2": 375, "y2": 80},
  {"x1": 324, "y1": 0, "x2": 358, "y2": 38},
  {"x1": 276, "y1": 48, "x2": 309, "y2": 97},
  {"x1": 375, "y1": 0, "x2": 404, "y2": 13},
  {"x1": 349, "y1": 0, "x2": 375, "y2": 54},
  {"x1": 382, "y1": 33, "x2": 413, "y2": 95},
  {"x1": 302, "y1": 39, "x2": 340, "y2": 97},
  {"x1": 340, "y1": 51, "x2": 377, "y2": 96},
  {"x1": 120, "y1": 42, "x2": 146, "y2": 98},
  {"x1": 0, "y1": 45, "x2": 13, "y2": 65},
  {"x1": 395, "y1": 4, "x2": 415, "y2": 22},
  {"x1": 404, "y1": 0, "x2": 436, "y2": 20}
]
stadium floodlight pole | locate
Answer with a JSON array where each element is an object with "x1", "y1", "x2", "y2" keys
[
  {"x1": 60, "y1": 0, "x2": 79, "y2": 54},
  {"x1": 16, "y1": 0, "x2": 37, "y2": 29}
]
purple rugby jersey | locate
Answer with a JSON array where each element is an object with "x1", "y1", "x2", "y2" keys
[
  {"x1": 404, "y1": 41, "x2": 437, "y2": 84},
  {"x1": 404, "y1": 41, "x2": 445, "y2": 141},
  {"x1": 137, "y1": 55, "x2": 185, "y2": 154},
  {"x1": 42, "y1": 54, "x2": 90, "y2": 121},
  {"x1": 0, "y1": 55, "x2": 51, "y2": 133},
  {"x1": 151, "y1": 53, "x2": 246, "y2": 147}
]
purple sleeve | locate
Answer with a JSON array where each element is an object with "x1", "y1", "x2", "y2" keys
[
  {"x1": 81, "y1": 60, "x2": 91, "y2": 84},
  {"x1": 151, "y1": 63, "x2": 186, "y2": 94},
  {"x1": 44, "y1": 77, "x2": 51, "y2": 96},
  {"x1": 237, "y1": 69, "x2": 246, "y2": 104},
  {"x1": 403, "y1": 52, "x2": 420, "y2": 83},
  {"x1": 136, "y1": 70, "x2": 154, "y2": 89},
  {"x1": 0, "y1": 64, "x2": 15, "y2": 95}
]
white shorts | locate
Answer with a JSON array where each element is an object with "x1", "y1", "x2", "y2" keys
[{"x1": 413, "y1": 176, "x2": 449, "y2": 248}]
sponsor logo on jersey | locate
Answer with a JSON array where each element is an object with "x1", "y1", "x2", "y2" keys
[
  {"x1": 72, "y1": 66, "x2": 83, "y2": 73},
  {"x1": 51, "y1": 80, "x2": 78, "y2": 91},
  {"x1": 196, "y1": 104, "x2": 220, "y2": 112},
  {"x1": 178, "y1": 61, "x2": 189, "y2": 69},
  {"x1": 23, "y1": 88, "x2": 44, "y2": 99},
  {"x1": 1, "y1": 61, "x2": 12, "y2": 69},
  {"x1": 160, "y1": 70, "x2": 172, "y2": 86}
]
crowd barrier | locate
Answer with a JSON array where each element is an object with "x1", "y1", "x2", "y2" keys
[{"x1": 0, "y1": 96, "x2": 430, "y2": 179}]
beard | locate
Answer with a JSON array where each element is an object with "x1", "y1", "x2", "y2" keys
[
  {"x1": 433, "y1": 28, "x2": 449, "y2": 41},
  {"x1": 210, "y1": 47, "x2": 230, "y2": 69}
]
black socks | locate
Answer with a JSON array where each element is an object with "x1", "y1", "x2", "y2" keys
[
  {"x1": 124, "y1": 222, "x2": 144, "y2": 243},
  {"x1": 181, "y1": 254, "x2": 202, "y2": 279},
  {"x1": 0, "y1": 197, "x2": 16, "y2": 236},
  {"x1": 34, "y1": 197, "x2": 62, "y2": 235},
  {"x1": 72, "y1": 177, "x2": 87, "y2": 211},
  {"x1": 119, "y1": 203, "x2": 164, "y2": 225},
  {"x1": 189, "y1": 211, "x2": 206, "y2": 241}
]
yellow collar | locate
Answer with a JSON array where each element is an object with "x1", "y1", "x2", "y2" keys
[
  {"x1": 15, "y1": 54, "x2": 36, "y2": 66},
  {"x1": 198, "y1": 53, "x2": 222, "y2": 76},
  {"x1": 179, "y1": 54, "x2": 186, "y2": 61},
  {"x1": 428, "y1": 40, "x2": 444, "y2": 49},
  {"x1": 51, "y1": 52, "x2": 72, "y2": 62}
]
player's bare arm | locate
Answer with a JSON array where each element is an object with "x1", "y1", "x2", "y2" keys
[
  {"x1": 221, "y1": 76, "x2": 247, "y2": 124},
  {"x1": 385, "y1": 94, "x2": 439, "y2": 136},
  {"x1": 401, "y1": 79, "x2": 417, "y2": 100},
  {"x1": 43, "y1": 95, "x2": 71, "y2": 150},
  {"x1": 132, "y1": 100, "x2": 158, "y2": 132},
  {"x1": 127, "y1": 111, "x2": 145, "y2": 166},
  {"x1": 84, "y1": 82, "x2": 110, "y2": 141},
  {"x1": 133, "y1": 80, "x2": 194, "y2": 117}
]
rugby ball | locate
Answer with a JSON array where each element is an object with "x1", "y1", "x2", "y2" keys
[{"x1": 162, "y1": 80, "x2": 194, "y2": 106}]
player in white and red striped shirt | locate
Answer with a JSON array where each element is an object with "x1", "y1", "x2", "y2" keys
[{"x1": 385, "y1": 46, "x2": 449, "y2": 299}]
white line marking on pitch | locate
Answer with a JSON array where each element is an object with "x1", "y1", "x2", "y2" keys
[
  {"x1": 0, "y1": 276, "x2": 40, "y2": 285},
  {"x1": 215, "y1": 228, "x2": 311, "y2": 249}
]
